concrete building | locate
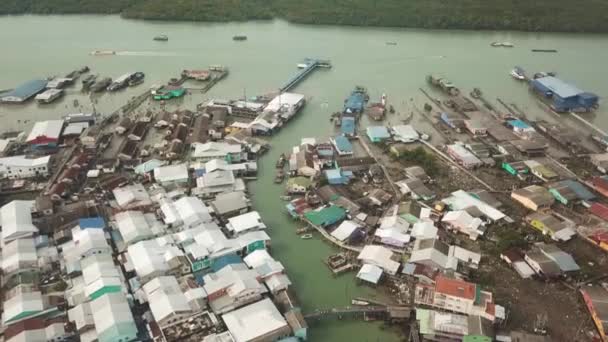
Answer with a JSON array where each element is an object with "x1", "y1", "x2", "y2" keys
[
  {"x1": 112, "y1": 183, "x2": 153, "y2": 210},
  {"x1": 115, "y1": 211, "x2": 164, "y2": 246},
  {"x1": 211, "y1": 191, "x2": 250, "y2": 219},
  {"x1": 441, "y1": 210, "x2": 485, "y2": 240},
  {"x1": 160, "y1": 196, "x2": 213, "y2": 228},
  {"x1": 415, "y1": 276, "x2": 504, "y2": 322},
  {"x1": 222, "y1": 298, "x2": 290, "y2": 342},
  {"x1": 357, "y1": 245, "x2": 400, "y2": 275},
  {"x1": 526, "y1": 212, "x2": 576, "y2": 242},
  {"x1": 127, "y1": 239, "x2": 189, "y2": 284},
  {"x1": 26, "y1": 120, "x2": 64, "y2": 148},
  {"x1": 143, "y1": 276, "x2": 203, "y2": 329},
  {"x1": 191, "y1": 142, "x2": 244, "y2": 162},
  {"x1": 391, "y1": 125, "x2": 419, "y2": 143},
  {"x1": 0, "y1": 155, "x2": 50, "y2": 179}
]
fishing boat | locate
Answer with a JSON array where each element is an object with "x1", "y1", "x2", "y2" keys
[
  {"x1": 389, "y1": 105, "x2": 395, "y2": 114},
  {"x1": 81, "y1": 74, "x2": 97, "y2": 90},
  {"x1": 280, "y1": 195, "x2": 292, "y2": 201},
  {"x1": 490, "y1": 42, "x2": 514, "y2": 47},
  {"x1": 301, "y1": 234, "x2": 313, "y2": 240},
  {"x1": 90, "y1": 77, "x2": 112, "y2": 93},
  {"x1": 470, "y1": 88, "x2": 482, "y2": 99},
  {"x1": 35, "y1": 89, "x2": 64, "y2": 104},
  {"x1": 274, "y1": 170, "x2": 285, "y2": 184},
  {"x1": 386, "y1": 41, "x2": 397, "y2": 46},
  {"x1": 533, "y1": 71, "x2": 557, "y2": 79},
  {"x1": 108, "y1": 72, "x2": 136, "y2": 91},
  {"x1": 90, "y1": 50, "x2": 116, "y2": 56},
  {"x1": 352, "y1": 299, "x2": 370, "y2": 306},
  {"x1": 128, "y1": 72, "x2": 145, "y2": 86},
  {"x1": 276, "y1": 153, "x2": 286, "y2": 168},
  {"x1": 297, "y1": 63, "x2": 308, "y2": 69},
  {"x1": 532, "y1": 49, "x2": 557, "y2": 53},
  {"x1": 233, "y1": 35, "x2": 247, "y2": 41},
  {"x1": 296, "y1": 227, "x2": 309, "y2": 235},
  {"x1": 153, "y1": 34, "x2": 168, "y2": 41},
  {"x1": 510, "y1": 66, "x2": 526, "y2": 80}
]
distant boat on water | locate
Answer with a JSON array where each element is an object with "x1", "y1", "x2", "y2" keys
[
  {"x1": 153, "y1": 34, "x2": 168, "y2": 41},
  {"x1": 510, "y1": 66, "x2": 526, "y2": 80},
  {"x1": 491, "y1": 42, "x2": 514, "y2": 47},
  {"x1": 386, "y1": 41, "x2": 397, "y2": 46},
  {"x1": 532, "y1": 49, "x2": 558, "y2": 53},
  {"x1": 90, "y1": 50, "x2": 116, "y2": 56},
  {"x1": 233, "y1": 35, "x2": 247, "y2": 41}
]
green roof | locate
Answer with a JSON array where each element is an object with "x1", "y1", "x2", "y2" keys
[
  {"x1": 98, "y1": 322, "x2": 138, "y2": 342},
  {"x1": 304, "y1": 205, "x2": 346, "y2": 227},
  {"x1": 5, "y1": 310, "x2": 42, "y2": 323},
  {"x1": 89, "y1": 285, "x2": 123, "y2": 300}
]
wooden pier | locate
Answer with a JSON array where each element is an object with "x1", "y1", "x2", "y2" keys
[
  {"x1": 280, "y1": 59, "x2": 331, "y2": 92},
  {"x1": 302, "y1": 218, "x2": 362, "y2": 253}
]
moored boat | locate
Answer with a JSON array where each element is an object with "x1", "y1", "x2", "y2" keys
[
  {"x1": 90, "y1": 50, "x2": 116, "y2": 56},
  {"x1": 233, "y1": 35, "x2": 247, "y2": 41},
  {"x1": 276, "y1": 153, "x2": 286, "y2": 168},
  {"x1": 510, "y1": 66, "x2": 526, "y2": 80},
  {"x1": 301, "y1": 234, "x2": 313, "y2": 240},
  {"x1": 274, "y1": 169, "x2": 285, "y2": 183},
  {"x1": 90, "y1": 77, "x2": 112, "y2": 93},
  {"x1": 153, "y1": 34, "x2": 168, "y2": 41},
  {"x1": 128, "y1": 72, "x2": 145, "y2": 86},
  {"x1": 81, "y1": 74, "x2": 97, "y2": 91},
  {"x1": 35, "y1": 89, "x2": 64, "y2": 104}
]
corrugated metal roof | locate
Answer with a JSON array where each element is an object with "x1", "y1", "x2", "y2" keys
[
  {"x1": 1, "y1": 80, "x2": 47, "y2": 100},
  {"x1": 534, "y1": 76, "x2": 584, "y2": 98}
]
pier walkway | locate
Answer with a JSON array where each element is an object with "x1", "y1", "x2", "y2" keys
[
  {"x1": 280, "y1": 59, "x2": 331, "y2": 93},
  {"x1": 304, "y1": 306, "x2": 387, "y2": 320},
  {"x1": 303, "y1": 218, "x2": 362, "y2": 253}
]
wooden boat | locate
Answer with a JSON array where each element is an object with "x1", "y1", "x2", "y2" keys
[
  {"x1": 470, "y1": 88, "x2": 482, "y2": 99},
  {"x1": 296, "y1": 227, "x2": 309, "y2": 235},
  {"x1": 386, "y1": 42, "x2": 397, "y2": 46},
  {"x1": 389, "y1": 105, "x2": 395, "y2": 114},
  {"x1": 510, "y1": 66, "x2": 526, "y2": 80},
  {"x1": 276, "y1": 153, "x2": 286, "y2": 168},
  {"x1": 280, "y1": 195, "x2": 292, "y2": 201},
  {"x1": 274, "y1": 170, "x2": 285, "y2": 184},
  {"x1": 233, "y1": 35, "x2": 247, "y2": 41},
  {"x1": 153, "y1": 34, "x2": 169, "y2": 41},
  {"x1": 532, "y1": 49, "x2": 557, "y2": 53},
  {"x1": 301, "y1": 234, "x2": 313, "y2": 240}
]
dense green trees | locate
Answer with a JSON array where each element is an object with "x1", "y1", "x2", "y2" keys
[{"x1": 2, "y1": 0, "x2": 608, "y2": 33}]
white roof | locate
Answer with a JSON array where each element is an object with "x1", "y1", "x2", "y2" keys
[
  {"x1": 199, "y1": 170, "x2": 236, "y2": 188},
  {"x1": 81, "y1": 254, "x2": 122, "y2": 298},
  {"x1": 87, "y1": 169, "x2": 101, "y2": 178},
  {"x1": 68, "y1": 302, "x2": 94, "y2": 331},
  {"x1": 0, "y1": 155, "x2": 50, "y2": 168},
  {"x1": 264, "y1": 273, "x2": 291, "y2": 293},
  {"x1": 71, "y1": 227, "x2": 110, "y2": 256},
  {"x1": 2, "y1": 237, "x2": 37, "y2": 272},
  {"x1": 222, "y1": 298, "x2": 288, "y2": 342},
  {"x1": 192, "y1": 142, "x2": 242, "y2": 159},
  {"x1": 243, "y1": 249, "x2": 273, "y2": 269},
  {"x1": 374, "y1": 228, "x2": 411, "y2": 245},
  {"x1": 264, "y1": 93, "x2": 305, "y2": 113},
  {"x1": 174, "y1": 196, "x2": 213, "y2": 226},
  {"x1": 410, "y1": 221, "x2": 438, "y2": 239},
  {"x1": 330, "y1": 220, "x2": 360, "y2": 241},
  {"x1": 442, "y1": 210, "x2": 483, "y2": 235},
  {"x1": 0, "y1": 139, "x2": 10, "y2": 152},
  {"x1": 443, "y1": 190, "x2": 506, "y2": 221},
  {"x1": 379, "y1": 215, "x2": 410, "y2": 232},
  {"x1": 115, "y1": 210, "x2": 156, "y2": 245},
  {"x1": 143, "y1": 276, "x2": 192, "y2": 323},
  {"x1": 450, "y1": 246, "x2": 481, "y2": 265},
  {"x1": 62, "y1": 122, "x2": 89, "y2": 136},
  {"x1": 128, "y1": 239, "x2": 182, "y2": 280},
  {"x1": 391, "y1": 125, "x2": 419, "y2": 142},
  {"x1": 1, "y1": 200, "x2": 38, "y2": 242},
  {"x1": 203, "y1": 263, "x2": 266, "y2": 299},
  {"x1": 154, "y1": 163, "x2": 189, "y2": 183},
  {"x1": 226, "y1": 211, "x2": 266, "y2": 234},
  {"x1": 357, "y1": 264, "x2": 383, "y2": 284},
  {"x1": 357, "y1": 245, "x2": 400, "y2": 275},
  {"x1": 447, "y1": 144, "x2": 482, "y2": 165},
  {"x1": 160, "y1": 199, "x2": 181, "y2": 225},
  {"x1": 26, "y1": 120, "x2": 64, "y2": 143},
  {"x1": 112, "y1": 184, "x2": 151, "y2": 209},
  {"x1": 3, "y1": 290, "x2": 44, "y2": 324},
  {"x1": 409, "y1": 239, "x2": 459, "y2": 270},
  {"x1": 90, "y1": 292, "x2": 136, "y2": 337}
]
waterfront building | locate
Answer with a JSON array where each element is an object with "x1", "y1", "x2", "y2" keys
[
  {"x1": 391, "y1": 124, "x2": 419, "y2": 143},
  {"x1": 191, "y1": 142, "x2": 245, "y2": 162},
  {"x1": 243, "y1": 250, "x2": 292, "y2": 294},
  {"x1": 142, "y1": 276, "x2": 205, "y2": 329},
  {"x1": 366, "y1": 126, "x2": 391, "y2": 143},
  {"x1": 112, "y1": 183, "x2": 153, "y2": 210},
  {"x1": 530, "y1": 76, "x2": 599, "y2": 112},
  {"x1": 524, "y1": 243, "x2": 580, "y2": 277},
  {"x1": 226, "y1": 211, "x2": 267, "y2": 236},
  {"x1": 153, "y1": 163, "x2": 189, "y2": 186},
  {"x1": 357, "y1": 245, "x2": 400, "y2": 275},
  {"x1": 330, "y1": 135, "x2": 353, "y2": 156},
  {"x1": 330, "y1": 220, "x2": 361, "y2": 242},
  {"x1": 341, "y1": 117, "x2": 356, "y2": 136},
  {"x1": 441, "y1": 210, "x2": 485, "y2": 241},
  {"x1": 211, "y1": 191, "x2": 250, "y2": 219},
  {"x1": 114, "y1": 211, "x2": 164, "y2": 246},
  {"x1": 26, "y1": 120, "x2": 64, "y2": 148},
  {"x1": 0, "y1": 79, "x2": 47, "y2": 103},
  {"x1": 324, "y1": 168, "x2": 353, "y2": 185},
  {"x1": 222, "y1": 298, "x2": 290, "y2": 342},
  {"x1": 0, "y1": 155, "x2": 51, "y2": 179},
  {"x1": 446, "y1": 144, "x2": 483, "y2": 169},
  {"x1": 357, "y1": 264, "x2": 383, "y2": 285},
  {"x1": 263, "y1": 92, "x2": 306, "y2": 121},
  {"x1": 526, "y1": 211, "x2": 576, "y2": 241},
  {"x1": 548, "y1": 179, "x2": 595, "y2": 205}
]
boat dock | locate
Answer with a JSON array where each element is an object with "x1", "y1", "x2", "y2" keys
[{"x1": 280, "y1": 59, "x2": 331, "y2": 92}]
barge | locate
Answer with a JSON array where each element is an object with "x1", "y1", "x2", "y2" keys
[
  {"x1": 153, "y1": 34, "x2": 168, "y2": 41},
  {"x1": 108, "y1": 72, "x2": 136, "y2": 91},
  {"x1": 35, "y1": 89, "x2": 64, "y2": 104}
]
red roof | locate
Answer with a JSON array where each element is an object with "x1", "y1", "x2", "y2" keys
[
  {"x1": 591, "y1": 203, "x2": 608, "y2": 222},
  {"x1": 592, "y1": 177, "x2": 608, "y2": 192},
  {"x1": 590, "y1": 230, "x2": 608, "y2": 244},
  {"x1": 485, "y1": 302, "x2": 496, "y2": 316},
  {"x1": 435, "y1": 275, "x2": 476, "y2": 300},
  {"x1": 3, "y1": 318, "x2": 45, "y2": 341}
]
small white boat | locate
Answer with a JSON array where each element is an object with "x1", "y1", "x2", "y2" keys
[
  {"x1": 502, "y1": 42, "x2": 514, "y2": 47},
  {"x1": 297, "y1": 63, "x2": 308, "y2": 69},
  {"x1": 90, "y1": 50, "x2": 116, "y2": 56},
  {"x1": 510, "y1": 66, "x2": 526, "y2": 80},
  {"x1": 35, "y1": 89, "x2": 64, "y2": 104},
  {"x1": 301, "y1": 234, "x2": 313, "y2": 240}
]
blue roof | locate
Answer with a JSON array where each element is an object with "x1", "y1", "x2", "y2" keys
[
  {"x1": 366, "y1": 126, "x2": 391, "y2": 139},
  {"x1": 508, "y1": 119, "x2": 531, "y2": 129},
  {"x1": 325, "y1": 168, "x2": 343, "y2": 180},
  {"x1": 1, "y1": 79, "x2": 47, "y2": 100},
  {"x1": 560, "y1": 179, "x2": 596, "y2": 201},
  {"x1": 134, "y1": 159, "x2": 164, "y2": 174},
  {"x1": 334, "y1": 135, "x2": 353, "y2": 152},
  {"x1": 341, "y1": 117, "x2": 355, "y2": 135},
  {"x1": 211, "y1": 254, "x2": 242, "y2": 272},
  {"x1": 79, "y1": 217, "x2": 105, "y2": 230},
  {"x1": 534, "y1": 76, "x2": 584, "y2": 98},
  {"x1": 344, "y1": 92, "x2": 366, "y2": 113}
]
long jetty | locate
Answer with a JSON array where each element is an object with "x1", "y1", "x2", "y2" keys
[
  {"x1": 280, "y1": 59, "x2": 331, "y2": 93},
  {"x1": 302, "y1": 218, "x2": 362, "y2": 253},
  {"x1": 304, "y1": 306, "x2": 387, "y2": 320}
]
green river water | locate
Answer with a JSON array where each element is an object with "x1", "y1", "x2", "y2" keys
[{"x1": 2, "y1": 15, "x2": 608, "y2": 341}]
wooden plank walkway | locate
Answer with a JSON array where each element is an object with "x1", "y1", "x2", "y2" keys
[{"x1": 303, "y1": 218, "x2": 362, "y2": 253}]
